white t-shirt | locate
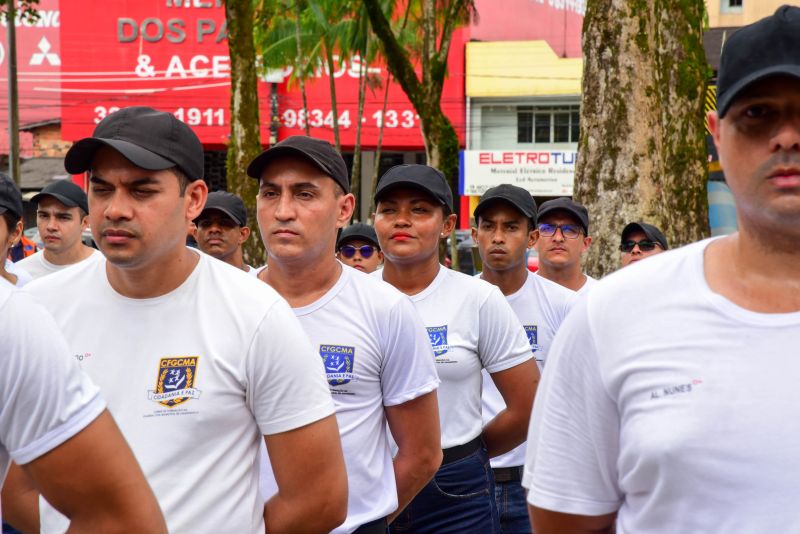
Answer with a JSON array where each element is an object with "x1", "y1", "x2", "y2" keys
[
  {"x1": 4, "y1": 259, "x2": 32, "y2": 287},
  {"x1": 577, "y1": 273, "x2": 598, "y2": 294},
  {"x1": 376, "y1": 266, "x2": 532, "y2": 448},
  {"x1": 523, "y1": 239, "x2": 800, "y2": 533},
  {"x1": 25, "y1": 252, "x2": 335, "y2": 534},
  {"x1": 0, "y1": 281, "x2": 105, "y2": 523},
  {"x1": 15, "y1": 248, "x2": 102, "y2": 280},
  {"x1": 260, "y1": 264, "x2": 439, "y2": 533},
  {"x1": 479, "y1": 271, "x2": 574, "y2": 468}
]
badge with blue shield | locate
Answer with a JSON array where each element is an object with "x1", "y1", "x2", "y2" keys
[
  {"x1": 524, "y1": 325, "x2": 538, "y2": 352},
  {"x1": 319, "y1": 345, "x2": 356, "y2": 386},
  {"x1": 149, "y1": 356, "x2": 201, "y2": 408},
  {"x1": 426, "y1": 325, "x2": 449, "y2": 356}
]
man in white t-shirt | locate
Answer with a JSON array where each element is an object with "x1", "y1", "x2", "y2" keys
[
  {"x1": 0, "y1": 281, "x2": 166, "y2": 532},
  {"x1": 249, "y1": 136, "x2": 442, "y2": 534},
  {"x1": 472, "y1": 184, "x2": 574, "y2": 534},
  {"x1": 13, "y1": 107, "x2": 347, "y2": 533},
  {"x1": 534, "y1": 197, "x2": 596, "y2": 293},
  {"x1": 195, "y1": 190, "x2": 260, "y2": 276},
  {"x1": 15, "y1": 180, "x2": 101, "y2": 279},
  {"x1": 525, "y1": 7, "x2": 800, "y2": 533}
]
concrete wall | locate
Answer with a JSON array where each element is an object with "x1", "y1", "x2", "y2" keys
[{"x1": 706, "y1": 0, "x2": 784, "y2": 28}]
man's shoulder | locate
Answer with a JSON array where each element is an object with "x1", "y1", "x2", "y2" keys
[
  {"x1": 201, "y1": 254, "x2": 286, "y2": 312},
  {"x1": 25, "y1": 254, "x2": 102, "y2": 299},
  {"x1": 346, "y1": 265, "x2": 408, "y2": 305},
  {"x1": 586, "y1": 240, "x2": 710, "y2": 315},
  {"x1": 527, "y1": 270, "x2": 575, "y2": 301},
  {"x1": 15, "y1": 249, "x2": 43, "y2": 268}
]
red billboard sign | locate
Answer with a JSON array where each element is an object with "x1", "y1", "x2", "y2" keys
[
  {"x1": 0, "y1": 0, "x2": 62, "y2": 154},
  {"x1": 59, "y1": 0, "x2": 466, "y2": 150}
]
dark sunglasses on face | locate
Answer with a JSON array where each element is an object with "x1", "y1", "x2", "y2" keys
[
  {"x1": 340, "y1": 245, "x2": 377, "y2": 259},
  {"x1": 619, "y1": 240, "x2": 660, "y2": 253},
  {"x1": 538, "y1": 223, "x2": 582, "y2": 239}
]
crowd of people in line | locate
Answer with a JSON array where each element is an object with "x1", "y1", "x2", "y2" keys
[{"x1": 1, "y1": 6, "x2": 799, "y2": 534}]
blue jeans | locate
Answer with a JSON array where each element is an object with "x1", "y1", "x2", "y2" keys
[
  {"x1": 495, "y1": 479, "x2": 532, "y2": 534},
  {"x1": 390, "y1": 445, "x2": 499, "y2": 534}
]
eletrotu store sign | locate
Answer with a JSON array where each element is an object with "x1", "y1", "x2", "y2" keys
[{"x1": 459, "y1": 149, "x2": 577, "y2": 196}]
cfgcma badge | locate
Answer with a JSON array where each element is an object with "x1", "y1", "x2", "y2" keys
[
  {"x1": 320, "y1": 345, "x2": 356, "y2": 386},
  {"x1": 148, "y1": 357, "x2": 202, "y2": 407}
]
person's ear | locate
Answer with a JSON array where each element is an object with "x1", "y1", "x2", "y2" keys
[
  {"x1": 185, "y1": 180, "x2": 208, "y2": 222},
  {"x1": 582, "y1": 235, "x2": 593, "y2": 252},
  {"x1": 239, "y1": 226, "x2": 251, "y2": 244},
  {"x1": 528, "y1": 228, "x2": 539, "y2": 248},
  {"x1": 336, "y1": 194, "x2": 356, "y2": 229},
  {"x1": 441, "y1": 213, "x2": 458, "y2": 236}
]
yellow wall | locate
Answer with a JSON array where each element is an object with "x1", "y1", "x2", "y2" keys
[
  {"x1": 706, "y1": 0, "x2": 785, "y2": 28},
  {"x1": 466, "y1": 41, "x2": 582, "y2": 98}
]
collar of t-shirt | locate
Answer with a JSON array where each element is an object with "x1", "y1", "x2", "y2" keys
[{"x1": 292, "y1": 263, "x2": 350, "y2": 316}]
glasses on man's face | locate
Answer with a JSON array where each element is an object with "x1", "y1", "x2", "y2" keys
[
  {"x1": 537, "y1": 223, "x2": 582, "y2": 239},
  {"x1": 619, "y1": 240, "x2": 659, "y2": 253},
  {"x1": 340, "y1": 245, "x2": 377, "y2": 259}
]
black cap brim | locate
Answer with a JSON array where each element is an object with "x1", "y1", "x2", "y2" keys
[
  {"x1": 65, "y1": 138, "x2": 175, "y2": 175},
  {"x1": 247, "y1": 146, "x2": 332, "y2": 181},
  {"x1": 30, "y1": 191, "x2": 81, "y2": 210},
  {"x1": 474, "y1": 194, "x2": 536, "y2": 223},
  {"x1": 717, "y1": 65, "x2": 800, "y2": 117},
  {"x1": 375, "y1": 180, "x2": 447, "y2": 206},
  {"x1": 195, "y1": 206, "x2": 245, "y2": 227}
]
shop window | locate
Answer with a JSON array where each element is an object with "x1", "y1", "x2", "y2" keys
[
  {"x1": 722, "y1": 0, "x2": 742, "y2": 12},
  {"x1": 517, "y1": 107, "x2": 533, "y2": 143},
  {"x1": 517, "y1": 105, "x2": 580, "y2": 144}
]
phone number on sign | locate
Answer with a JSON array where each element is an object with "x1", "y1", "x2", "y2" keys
[
  {"x1": 281, "y1": 109, "x2": 419, "y2": 129},
  {"x1": 93, "y1": 106, "x2": 226, "y2": 127}
]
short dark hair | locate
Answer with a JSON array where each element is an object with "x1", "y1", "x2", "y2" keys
[{"x1": 171, "y1": 166, "x2": 192, "y2": 196}]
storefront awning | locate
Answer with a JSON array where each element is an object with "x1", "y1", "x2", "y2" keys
[{"x1": 466, "y1": 41, "x2": 582, "y2": 98}]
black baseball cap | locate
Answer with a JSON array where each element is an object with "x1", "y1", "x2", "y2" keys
[
  {"x1": 337, "y1": 222, "x2": 379, "y2": 250},
  {"x1": 31, "y1": 180, "x2": 89, "y2": 214},
  {"x1": 473, "y1": 184, "x2": 537, "y2": 226},
  {"x1": 247, "y1": 136, "x2": 350, "y2": 193},
  {"x1": 621, "y1": 222, "x2": 669, "y2": 250},
  {"x1": 65, "y1": 106, "x2": 205, "y2": 181},
  {"x1": 537, "y1": 197, "x2": 589, "y2": 235},
  {"x1": 197, "y1": 191, "x2": 248, "y2": 227},
  {"x1": 717, "y1": 5, "x2": 800, "y2": 118},
  {"x1": 0, "y1": 173, "x2": 23, "y2": 220},
  {"x1": 374, "y1": 164, "x2": 453, "y2": 212}
]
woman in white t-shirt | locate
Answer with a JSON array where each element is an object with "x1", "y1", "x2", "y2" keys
[{"x1": 372, "y1": 164, "x2": 538, "y2": 533}]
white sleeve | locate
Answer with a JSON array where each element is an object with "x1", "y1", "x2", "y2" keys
[
  {"x1": 478, "y1": 287, "x2": 533, "y2": 373},
  {"x1": 245, "y1": 299, "x2": 335, "y2": 436},
  {"x1": 523, "y1": 296, "x2": 622, "y2": 516},
  {"x1": 0, "y1": 291, "x2": 105, "y2": 465},
  {"x1": 380, "y1": 297, "x2": 440, "y2": 407}
]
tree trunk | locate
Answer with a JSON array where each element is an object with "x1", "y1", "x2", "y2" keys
[
  {"x1": 294, "y1": 0, "x2": 310, "y2": 136},
  {"x1": 350, "y1": 53, "x2": 368, "y2": 221},
  {"x1": 368, "y1": 71, "x2": 392, "y2": 221},
  {"x1": 225, "y1": 0, "x2": 266, "y2": 266},
  {"x1": 575, "y1": 0, "x2": 709, "y2": 277},
  {"x1": 324, "y1": 41, "x2": 341, "y2": 152}
]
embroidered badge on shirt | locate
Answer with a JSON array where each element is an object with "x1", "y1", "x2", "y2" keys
[
  {"x1": 320, "y1": 345, "x2": 356, "y2": 386},
  {"x1": 426, "y1": 325, "x2": 449, "y2": 356},
  {"x1": 148, "y1": 357, "x2": 202, "y2": 407},
  {"x1": 524, "y1": 325, "x2": 541, "y2": 352}
]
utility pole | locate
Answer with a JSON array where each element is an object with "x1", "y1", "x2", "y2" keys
[{"x1": 6, "y1": 0, "x2": 20, "y2": 186}]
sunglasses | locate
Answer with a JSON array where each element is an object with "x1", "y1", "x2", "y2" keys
[
  {"x1": 619, "y1": 240, "x2": 660, "y2": 253},
  {"x1": 538, "y1": 223, "x2": 582, "y2": 239},
  {"x1": 340, "y1": 245, "x2": 377, "y2": 259}
]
